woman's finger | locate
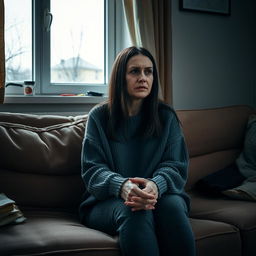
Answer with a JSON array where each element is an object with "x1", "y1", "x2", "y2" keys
[
  {"x1": 130, "y1": 185, "x2": 155, "y2": 199},
  {"x1": 129, "y1": 177, "x2": 146, "y2": 187},
  {"x1": 129, "y1": 196, "x2": 157, "y2": 205},
  {"x1": 125, "y1": 200, "x2": 155, "y2": 211},
  {"x1": 121, "y1": 180, "x2": 139, "y2": 201}
]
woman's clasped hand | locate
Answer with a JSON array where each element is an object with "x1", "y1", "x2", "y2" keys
[{"x1": 121, "y1": 178, "x2": 158, "y2": 211}]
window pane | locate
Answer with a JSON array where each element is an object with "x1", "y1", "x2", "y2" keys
[
  {"x1": 50, "y1": 0, "x2": 104, "y2": 84},
  {"x1": 5, "y1": 0, "x2": 32, "y2": 82}
]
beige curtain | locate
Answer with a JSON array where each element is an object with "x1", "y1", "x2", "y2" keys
[
  {"x1": 123, "y1": 0, "x2": 172, "y2": 105},
  {"x1": 0, "y1": 0, "x2": 5, "y2": 104}
]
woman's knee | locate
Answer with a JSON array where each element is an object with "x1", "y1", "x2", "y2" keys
[
  {"x1": 154, "y1": 195, "x2": 194, "y2": 246},
  {"x1": 86, "y1": 198, "x2": 156, "y2": 234},
  {"x1": 155, "y1": 194, "x2": 188, "y2": 217},
  {"x1": 116, "y1": 207, "x2": 160, "y2": 256},
  {"x1": 116, "y1": 206, "x2": 155, "y2": 232}
]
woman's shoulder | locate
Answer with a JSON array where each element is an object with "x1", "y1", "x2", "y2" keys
[
  {"x1": 86, "y1": 102, "x2": 109, "y2": 134},
  {"x1": 158, "y1": 101, "x2": 178, "y2": 121},
  {"x1": 158, "y1": 102, "x2": 182, "y2": 138},
  {"x1": 88, "y1": 102, "x2": 109, "y2": 120}
]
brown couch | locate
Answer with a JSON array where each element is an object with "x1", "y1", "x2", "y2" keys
[{"x1": 0, "y1": 105, "x2": 255, "y2": 256}]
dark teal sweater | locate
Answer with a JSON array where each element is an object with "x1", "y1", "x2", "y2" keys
[{"x1": 79, "y1": 103, "x2": 190, "y2": 218}]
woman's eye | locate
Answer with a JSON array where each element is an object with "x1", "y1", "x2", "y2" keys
[
  {"x1": 130, "y1": 69, "x2": 139, "y2": 74},
  {"x1": 145, "y1": 69, "x2": 153, "y2": 75},
  {"x1": 129, "y1": 68, "x2": 153, "y2": 75}
]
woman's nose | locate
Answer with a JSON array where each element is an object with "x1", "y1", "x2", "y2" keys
[{"x1": 138, "y1": 71, "x2": 146, "y2": 81}]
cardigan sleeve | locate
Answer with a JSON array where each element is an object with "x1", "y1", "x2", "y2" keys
[
  {"x1": 81, "y1": 113, "x2": 127, "y2": 200},
  {"x1": 151, "y1": 115, "x2": 189, "y2": 198}
]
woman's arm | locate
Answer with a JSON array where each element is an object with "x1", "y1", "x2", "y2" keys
[
  {"x1": 151, "y1": 115, "x2": 189, "y2": 198},
  {"x1": 81, "y1": 113, "x2": 127, "y2": 200}
]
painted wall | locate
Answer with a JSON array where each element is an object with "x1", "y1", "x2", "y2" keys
[{"x1": 172, "y1": 0, "x2": 256, "y2": 110}]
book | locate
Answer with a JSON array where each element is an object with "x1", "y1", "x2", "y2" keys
[
  {"x1": 0, "y1": 193, "x2": 15, "y2": 208},
  {"x1": 0, "y1": 203, "x2": 14, "y2": 215},
  {"x1": 0, "y1": 193, "x2": 26, "y2": 226},
  {"x1": 0, "y1": 209, "x2": 25, "y2": 226},
  {"x1": 0, "y1": 205, "x2": 18, "y2": 219},
  {"x1": 0, "y1": 193, "x2": 15, "y2": 215}
]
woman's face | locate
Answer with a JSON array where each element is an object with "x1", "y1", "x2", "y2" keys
[{"x1": 126, "y1": 54, "x2": 153, "y2": 101}]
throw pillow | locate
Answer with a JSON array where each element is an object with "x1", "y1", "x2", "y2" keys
[{"x1": 195, "y1": 163, "x2": 245, "y2": 197}]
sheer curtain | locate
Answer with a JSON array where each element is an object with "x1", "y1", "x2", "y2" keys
[
  {"x1": 0, "y1": 0, "x2": 5, "y2": 104},
  {"x1": 122, "y1": 0, "x2": 172, "y2": 104}
]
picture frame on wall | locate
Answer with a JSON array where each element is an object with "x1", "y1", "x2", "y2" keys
[{"x1": 180, "y1": 0, "x2": 231, "y2": 15}]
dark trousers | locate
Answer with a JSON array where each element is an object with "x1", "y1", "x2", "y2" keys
[{"x1": 83, "y1": 194, "x2": 196, "y2": 256}]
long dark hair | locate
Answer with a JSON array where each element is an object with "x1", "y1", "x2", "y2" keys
[{"x1": 107, "y1": 46, "x2": 166, "y2": 139}]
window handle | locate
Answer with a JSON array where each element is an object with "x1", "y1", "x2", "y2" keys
[{"x1": 44, "y1": 8, "x2": 53, "y2": 32}]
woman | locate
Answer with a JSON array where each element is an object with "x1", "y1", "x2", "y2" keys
[{"x1": 79, "y1": 46, "x2": 196, "y2": 256}]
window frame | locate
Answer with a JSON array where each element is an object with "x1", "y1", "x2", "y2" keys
[{"x1": 5, "y1": 0, "x2": 128, "y2": 98}]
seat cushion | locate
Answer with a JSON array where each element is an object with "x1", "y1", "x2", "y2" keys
[
  {"x1": 0, "y1": 210, "x2": 120, "y2": 256},
  {"x1": 191, "y1": 218, "x2": 241, "y2": 256},
  {"x1": 0, "y1": 208, "x2": 242, "y2": 256},
  {"x1": 189, "y1": 190, "x2": 256, "y2": 256}
]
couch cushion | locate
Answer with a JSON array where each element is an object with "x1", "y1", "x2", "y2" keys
[
  {"x1": 0, "y1": 113, "x2": 87, "y2": 174},
  {"x1": 191, "y1": 218, "x2": 241, "y2": 256},
  {"x1": 189, "y1": 190, "x2": 256, "y2": 256},
  {"x1": 0, "y1": 209, "x2": 240, "y2": 256},
  {"x1": 177, "y1": 105, "x2": 254, "y2": 157},
  {"x1": 0, "y1": 168, "x2": 84, "y2": 209},
  {"x1": 0, "y1": 112, "x2": 82, "y2": 127},
  {"x1": 0, "y1": 113, "x2": 87, "y2": 209},
  {"x1": 0, "y1": 210, "x2": 120, "y2": 256}
]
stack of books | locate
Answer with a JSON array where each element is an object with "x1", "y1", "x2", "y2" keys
[{"x1": 0, "y1": 193, "x2": 26, "y2": 227}]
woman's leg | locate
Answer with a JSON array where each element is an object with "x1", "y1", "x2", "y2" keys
[
  {"x1": 154, "y1": 194, "x2": 196, "y2": 256},
  {"x1": 83, "y1": 198, "x2": 160, "y2": 256}
]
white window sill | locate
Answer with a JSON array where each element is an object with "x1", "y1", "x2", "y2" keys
[{"x1": 4, "y1": 95, "x2": 108, "y2": 104}]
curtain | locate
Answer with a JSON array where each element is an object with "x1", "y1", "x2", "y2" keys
[
  {"x1": 123, "y1": 0, "x2": 172, "y2": 105},
  {"x1": 0, "y1": 0, "x2": 5, "y2": 104}
]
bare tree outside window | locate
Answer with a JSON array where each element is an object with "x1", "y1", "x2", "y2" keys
[{"x1": 5, "y1": 0, "x2": 32, "y2": 83}]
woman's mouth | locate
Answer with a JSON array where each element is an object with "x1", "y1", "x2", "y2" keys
[{"x1": 135, "y1": 86, "x2": 147, "y2": 90}]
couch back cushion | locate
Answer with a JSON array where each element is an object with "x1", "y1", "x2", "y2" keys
[
  {"x1": 177, "y1": 105, "x2": 255, "y2": 189},
  {"x1": 0, "y1": 112, "x2": 87, "y2": 209}
]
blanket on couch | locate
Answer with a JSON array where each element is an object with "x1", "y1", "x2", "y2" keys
[{"x1": 223, "y1": 115, "x2": 256, "y2": 201}]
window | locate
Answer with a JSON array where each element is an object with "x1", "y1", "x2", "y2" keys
[{"x1": 5, "y1": 0, "x2": 129, "y2": 97}]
